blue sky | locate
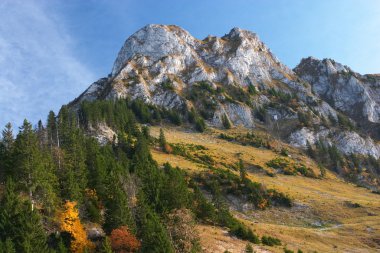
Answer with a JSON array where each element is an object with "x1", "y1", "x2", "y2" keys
[{"x1": 1, "y1": 0, "x2": 380, "y2": 129}]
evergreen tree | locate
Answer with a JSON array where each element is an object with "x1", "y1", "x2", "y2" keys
[
  {"x1": 18, "y1": 201, "x2": 50, "y2": 253},
  {"x1": 100, "y1": 237, "x2": 114, "y2": 253},
  {"x1": 0, "y1": 123, "x2": 14, "y2": 181},
  {"x1": 137, "y1": 197, "x2": 174, "y2": 253},
  {"x1": 13, "y1": 119, "x2": 58, "y2": 211},
  {"x1": 104, "y1": 166, "x2": 135, "y2": 233},
  {"x1": 161, "y1": 163, "x2": 190, "y2": 212},
  {"x1": 0, "y1": 238, "x2": 16, "y2": 253},
  {"x1": 57, "y1": 109, "x2": 88, "y2": 202},
  {"x1": 46, "y1": 111, "x2": 57, "y2": 148},
  {"x1": 238, "y1": 159, "x2": 247, "y2": 182},
  {"x1": 159, "y1": 128, "x2": 168, "y2": 153},
  {"x1": 0, "y1": 179, "x2": 49, "y2": 253},
  {"x1": 2, "y1": 123, "x2": 14, "y2": 150},
  {"x1": 222, "y1": 114, "x2": 231, "y2": 129}
]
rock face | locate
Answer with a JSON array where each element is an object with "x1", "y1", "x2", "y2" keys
[
  {"x1": 76, "y1": 24, "x2": 313, "y2": 128},
  {"x1": 73, "y1": 24, "x2": 380, "y2": 163},
  {"x1": 289, "y1": 127, "x2": 380, "y2": 159},
  {"x1": 295, "y1": 57, "x2": 380, "y2": 123},
  {"x1": 111, "y1": 24, "x2": 294, "y2": 85}
]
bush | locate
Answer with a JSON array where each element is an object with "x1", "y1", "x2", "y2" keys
[
  {"x1": 222, "y1": 114, "x2": 232, "y2": 129},
  {"x1": 266, "y1": 157, "x2": 290, "y2": 170},
  {"x1": 110, "y1": 226, "x2": 141, "y2": 253},
  {"x1": 195, "y1": 117, "x2": 206, "y2": 132},
  {"x1": 229, "y1": 224, "x2": 259, "y2": 244},
  {"x1": 261, "y1": 236, "x2": 281, "y2": 246},
  {"x1": 161, "y1": 81, "x2": 175, "y2": 91},
  {"x1": 248, "y1": 84, "x2": 257, "y2": 95},
  {"x1": 245, "y1": 243, "x2": 254, "y2": 253},
  {"x1": 168, "y1": 110, "x2": 182, "y2": 125},
  {"x1": 280, "y1": 148, "x2": 289, "y2": 156}
]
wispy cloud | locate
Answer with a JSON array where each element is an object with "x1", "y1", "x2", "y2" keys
[{"x1": 0, "y1": 0, "x2": 95, "y2": 129}]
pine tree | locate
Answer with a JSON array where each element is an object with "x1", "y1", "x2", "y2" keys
[
  {"x1": 57, "y1": 111, "x2": 88, "y2": 202},
  {"x1": 159, "y1": 128, "x2": 166, "y2": 149},
  {"x1": 161, "y1": 163, "x2": 190, "y2": 212},
  {"x1": 159, "y1": 128, "x2": 170, "y2": 153},
  {"x1": 47, "y1": 111, "x2": 57, "y2": 148},
  {"x1": 100, "y1": 237, "x2": 114, "y2": 253},
  {"x1": 18, "y1": 201, "x2": 50, "y2": 253},
  {"x1": 222, "y1": 114, "x2": 231, "y2": 129},
  {"x1": 0, "y1": 238, "x2": 16, "y2": 253},
  {"x1": 239, "y1": 159, "x2": 247, "y2": 182},
  {"x1": 104, "y1": 166, "x2": 135, "y2": 233},
  {"x1": 2, "y1": 123, "x2": 14, "y2": 150},
  {"x1": 0, "y1": 123, "x2": 14, "y2": 180},
  {"x1": 13, "y1": 119, "x2": 58, "y2": 212},
  {"x1": 0, "y1": 179, "x2": 21, "y2": 243},
  {"x1": 137, "y1": 197, "x2": 174, "y2": 253},
  {"x1": 0, "y1": 179, "x2": 49, "y2": 253}
]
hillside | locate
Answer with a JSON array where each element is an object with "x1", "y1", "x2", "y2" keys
[
  {"x1": 0, "y1": 24, "x2": 379, "y2": 253},
  {"x1": 150, "y1": 126, "x2": 380, "y2": 252}
]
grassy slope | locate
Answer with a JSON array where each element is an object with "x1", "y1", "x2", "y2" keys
[{"x1": 150, "y1": 126, "x2": 380, "y2": 253}]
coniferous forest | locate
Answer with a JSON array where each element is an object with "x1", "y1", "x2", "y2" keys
[{"x1": 0, "y1": 99, "x2": 266, "y2": 253}]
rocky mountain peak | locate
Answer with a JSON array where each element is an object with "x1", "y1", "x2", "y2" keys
[
  {"x1": 110, "y1": 24, "x2": 296, "y2": 86},
  {"x1": 71, "y1": 25, "x2": 380, "y2": 189},
  {"x1": 295, "y1": 57, "x2": 380, "y2": 124},
  {"x1": 111, "y1": 24, "x2": 197, "y2": 77},
  {"x1": 224, "y1": 27, "x2": 258, "y2": 40},
  {"x1": 295, "y1": 57, "x2": 351, "y2": 78}
]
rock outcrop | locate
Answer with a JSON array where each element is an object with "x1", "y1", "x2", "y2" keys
[
  {"x1": 72, "y1": 24, "x2": 380, "y2": 169},
  {"x1": 75, "y1": 24, "x2": 315, "y2": 128},
  {"x1": 295, "y1": 57, "x2": 380, "y2": 124}
]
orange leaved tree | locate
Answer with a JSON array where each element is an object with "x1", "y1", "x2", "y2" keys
[
  {"x1": 58, "y1": 201, "x2": 94, "y2": 253},
  {"x1": 110, "y1": 226, "x2": 141, "y2": 253}
]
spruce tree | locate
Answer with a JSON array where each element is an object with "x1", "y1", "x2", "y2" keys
[
  {"x1": 0, "y1": 238, "x2": 16, "y2": 253},
  {"x1": 100, "y1": 237, "x2": 114, "y2": 253},
  {"x1": 13, "y1": 119, "x2": 58, "y2": 212},
  {"x1": 159, "y1": 128, "x2": 167, "y2": 153},
  {"x1": 2, "y1": 123, "x2": 14, "y2": 150},
  {"x1": 137, "y1": 197, "x2": 174, "y2": 253},
  {"x1": 239, "y1": 159, "x2": 247, "y2": 182},
  {"x1": 161, "y1": 163, "x2": 190, "y2": 212},
  {"x1": 0, "y1": 123, "x2": 14, "y2": 180},
  {"x1": 0, "y1": 179, "x2": 49, "y2": 253},
  {"x1": 222, "y1": 114, "x2": 231, "y2": 129},
  {"x1": 104, "y1": 164, "x2": 135, "y2": 233},
  {"x1": 18, "y1": 201, "x2": 49, "y2": 253}
]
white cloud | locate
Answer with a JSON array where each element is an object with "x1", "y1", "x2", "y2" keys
[{"x1": 0, "y1": 0, "x2": 95, "y2": 129}]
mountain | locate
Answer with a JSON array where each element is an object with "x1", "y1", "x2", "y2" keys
[
  {"x1": 2, "y1": 24, "x2": 379, "y2": 253},
  {"x1": 74, "y1": 24, "x2": 317, "y2": 128},
  {"x1": 72, "y1": 24, "x2": 379, "y2": 190},
  {"x1": 295, "y1": 57, "x2": 380, "y2": 124}
]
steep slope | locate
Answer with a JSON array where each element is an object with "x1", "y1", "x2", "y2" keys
[
  {"x1": 70, "y1": 24, "x2": 380, "y2": 189},
  {"x1": 295, "y1": 57, "x2": 380, "y2": 124},
  {"x1": 73, "y1": 24, "x2": 323, "y2": 129},
  {"x1": 150, "y1": 126, "x2": 380, "y2": 253}
]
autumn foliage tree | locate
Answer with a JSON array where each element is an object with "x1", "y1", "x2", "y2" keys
[
  {"x1": 58, "y1": 201, "x2": 93, "y2": 253},
  {"x1": 110, "y1": 226, "x2": 140, "y2": 253}
]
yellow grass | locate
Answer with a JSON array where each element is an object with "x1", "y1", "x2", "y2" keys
[{"x1": 151, "y1": 126, "x2": 380, "y2": 253}]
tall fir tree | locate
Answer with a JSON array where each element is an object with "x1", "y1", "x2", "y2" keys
[
  {"x1": 104, "y1": 163, "x2": 135, "y2": 233},
  {"x1": 13, "y1": 119, "x2": 58, "y2": 211},
  {"x1": 0, "y1": 123, "x2": 14, "y2": 181},
  {"x1": 136, "y1": 195, "x2": 174, "y2": 253},
  {"x1": 0, "y1": 179, "x2": 49, "y2": 253}
]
